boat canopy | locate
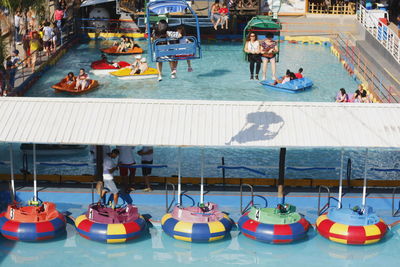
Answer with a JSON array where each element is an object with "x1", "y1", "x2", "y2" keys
[
  {"x1": 147, "y1": 0, "x2": 189, "y2": 14},
  {"x1": 80, "y1": 0, "x2": 115, "y2": 7}
]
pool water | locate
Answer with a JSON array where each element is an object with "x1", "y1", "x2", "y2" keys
[
  {"x1": 1, "y1": 209, "x2": 399, "y2": 267},
  {"x1": 26, "y1": 40, "x2": 358, "y2": 101}
]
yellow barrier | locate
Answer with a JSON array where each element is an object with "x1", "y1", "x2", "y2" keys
[{"x1": 87, "y1": 32, "x2": 145, "y2": 39}]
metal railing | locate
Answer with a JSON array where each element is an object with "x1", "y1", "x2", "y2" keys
[
  {"x1": 317, "y1": 185, "x2": 331, "y2": 215},
  {"x1": 357, "y1": 5, "x2": 400, "y2": 64},
  {"x1": 392, "y1": 187, "x2": 400, "y2": 217},
  {"x1": 332, "y1": 33, "x2": 399, "y2": 103},
  {"x1": 165, "y1": 182, "x2": 175, "y2": 213}
]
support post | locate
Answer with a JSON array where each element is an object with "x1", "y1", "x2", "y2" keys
[
  {"x1": 200, "y1": 148, "x2": 204, "y2": 205},
  {"x1": 33, "y1": 144, "x2": 37, "y2": 202},
  {"x1": 9, "y1": 144, "x2": 15, "y2": 202},
  {"x1": 362, "y1": 148, "x2": 369, "y2": 207},
  {"x1": 177, "y1": 147, "x2": 182, "y2": 206},
  {"x1": 278, "y1": 147, "x2": 286, "y2": 203},
  {"x1": 95, "y1": 145, "x2": 103, "y2": 181},
  {"x1": 337, "y1": 148, "x2": 344, "y2": 208},
  {"x1": 221, "y1": 157, "x2": 226, "y2": 190}
]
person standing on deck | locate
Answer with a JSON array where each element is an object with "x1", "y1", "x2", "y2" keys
[
  {"x1": 138, "y1": 146, "x2": 154, "y2": 192},
  {"x1": 117, "y1": 146, "x2": 136, "y2": 192},
  {"x1": 102, "y1": 149, "x2": 120, "y2": 208}
]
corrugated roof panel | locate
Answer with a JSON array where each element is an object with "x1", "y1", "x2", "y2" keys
[{"x1": 1, "y1": 97, "x2": 400, "y2": 148}]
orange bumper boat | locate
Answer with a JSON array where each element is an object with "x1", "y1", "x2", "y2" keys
[
  {"x1": 100, "y1": 46, "x2": 143, "y2": 55},
  {"x1": 52, "y1": 78, "x2": 99, "y2": 94},
  {"x1": 0, "y1": 201, "x2": 66, "y2": 241}
]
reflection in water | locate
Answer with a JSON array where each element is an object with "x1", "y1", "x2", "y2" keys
[{"x1": 0, "y1": 225, "x2": 399, "y2": 266}]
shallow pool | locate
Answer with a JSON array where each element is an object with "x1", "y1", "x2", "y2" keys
[{"x1": 26, "y1": 40, "x2": 358, "y2": 101}]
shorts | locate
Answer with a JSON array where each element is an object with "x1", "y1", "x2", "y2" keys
[
  {"x1": 211, "y1": 13, "x2": 220, "y2": 22},
  {"x1": 119, "y1": 162, "x2": 136, "y2": 176},
  {"x1": 44, "y1": 40, "x2": 52, "y2": 49},
  {"x1": 247, "y1": 53, "x2": 262, "y2": 63},
  {"x1": 262, "y1": 56, "x2": 276, "y2": 63},
  {"x1": 103, "y1": 175, "x2": 118, "y2": 194},
  {"x1": 142, "y1": 160, "x2": 153, "y2": 176}
]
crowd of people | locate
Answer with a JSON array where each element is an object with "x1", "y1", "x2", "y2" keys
[
  {"x1": 0, "y1": 2, "x2": 69, "y2": 96},
  {"x1": 92, "y1": 145, "x2": 154, "y2": 208}
]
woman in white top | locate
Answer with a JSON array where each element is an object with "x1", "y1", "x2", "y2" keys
[
  {"x1": 116, "y1": 146, "x2": 136, "y2": 192},
  {"x1": 244, "y1": 32, "x2": 262, "y2": 80}
]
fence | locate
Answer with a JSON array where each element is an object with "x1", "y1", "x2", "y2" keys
[
  {"x1": 357, "y1": 5, "x2": 400, "y2": 65},
  {"x1": 308, "y1": 2, "x2": 356, "y2": 15},
  {"x1": 332, "y1": 33, "x2": 400, "y2": 103}
]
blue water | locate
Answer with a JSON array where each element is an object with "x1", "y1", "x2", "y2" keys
[
  {"x1": 1, "y1": 190, "x2": 400, "y2": 267},
  {"x1": 4, "y1": 40, "x2": 398, "y2": 180},
  {"x1": 25, "y1": 40, "x2": 358, "y2": 101}
]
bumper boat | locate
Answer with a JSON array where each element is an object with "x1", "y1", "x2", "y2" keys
[
  {"x1": 90, "y1": 60, "x2": 130, "y2": 75},
  {"x1": 75, "y1": 203, "x2": 146, "y2": 243},
  {"x1": 20, "y1": 144, "x2": 87, "y2": 156},
  {"x1": 52, "y1": 78, "x2": 99, "y2": 94},
  {"x1": 0, "y1": 201, "x2": 66, "y2": 241},
  {"x1": 110, "y1": 67, "x2": 159, "y2": 80},
  {"x1": 316, "y1": 206, "x2": 387, "y2": 245},
  {"x1": 161, "y1": 202, "x2": 233, "y2": 243},
  {"x1": 238, "y1": 204, "x2": 310, "y2": 243},
  {"x1": 100, "y1": 46, "x2": 143, "y2": 55},
  {"x1": 260, "y1": 77, "x2": 313, "y2": 93}
]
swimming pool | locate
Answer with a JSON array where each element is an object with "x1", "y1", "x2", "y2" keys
[
  {"x1": 1, "y1": 190, "x2": 400, "y2": 267},
  {"x1": 25, "y1": 40, "x2": 358, "y2": 102}
]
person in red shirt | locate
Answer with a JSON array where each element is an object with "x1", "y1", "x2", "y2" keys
[
  {"x1": 219, "y1": 3, "x2": 229, "y2": 30},
  {"x1": 295, "y1": 68, "x2": 303, "y2": 79},
  {"x1": 54, "y1": 6, "x2": 64, "y2": 30}
]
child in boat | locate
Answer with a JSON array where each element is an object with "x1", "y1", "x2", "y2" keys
[
  {"x1": 65, "y1": 72, "x2": 75, "y2": 85},
  {"x1": 75, "y1": 68, "x2": 90, "y2": 90},
  {"x1": 336, "y1": 88, "x2": 348, "y2": 102},
  {"x1": 295, "y1": 68, "x2": 303, "y2": 79},
  {"x1": 101, "y1": 54, "x2": 119, "y2": 68},
  {"x1": 272, "y1": 69, "x2": 293, "y2": 85},
  {"x1": 115, "y1": 36, "x2": 126, "y2": 53},
  {"x1": 130, "y1": 57, "x2": 149, "y2": 75}
]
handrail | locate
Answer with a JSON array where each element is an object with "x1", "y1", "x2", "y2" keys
[
  {"x1": 165, "y1": 182, "x2": 175, "y2": 213},
  {"x1": 317, "y1": 185, "x2": 331, "y2": 215},
  {"x1": 240, "y1": 183, "x2": 254, "y2": 214},
  {"x1": 357, "y1": 5, "x2": 400, "y2": 64},
  {"x1": 392, "y1": 186, "x2": 400, "y2": 217},
  {"x1": 333, "y1": 33, "x2": 399, "y2": 103}
]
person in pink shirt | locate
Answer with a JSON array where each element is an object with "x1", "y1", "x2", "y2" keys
[{"x1": 54, "y1": 6, "x2": 64, "y2": 30}]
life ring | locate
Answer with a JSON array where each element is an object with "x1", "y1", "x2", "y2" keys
[
  {"x1": 0, "y1": 202, "x2": 66, "y2": 241},
  {"x1": 75, "y1": 203, "x2": 146, "y2": 243},
  {"x1": 238, "y1": 204, "x2": 310, "y2": 243},
  {"x1": 316, "y1": 207, "x2": 387, "y2": 245},
  {"x1": 161, "y1": 203, "x2": 233, "y2": 242},
  {"x1": 288, "y1": 40, "x2": 298, "y2": 44}
]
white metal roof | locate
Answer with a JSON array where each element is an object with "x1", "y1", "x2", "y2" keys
[{"x1": 0, "y1": 97, "x2": 400, "y2": 148}]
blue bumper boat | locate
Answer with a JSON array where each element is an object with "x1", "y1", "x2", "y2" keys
[{"x1": 261, "y1": 78, "x2": 313, "y2": 93}]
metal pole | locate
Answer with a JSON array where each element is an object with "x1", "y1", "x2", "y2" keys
[
  {"x1": 337, "y1": 148, "x2": 344, "y2": 208},
  {"x1": 362, "y1": 148, "x2": 369, "y2": 207},
  {"x1": 9, "y1": 144, "x2": 15, "y2": 201},
  {"x1": 200, "y1": 148, "x2": 204, "y2": 204},
  {"x1": 222, "y1": 157, "x2": 226, "y2": 190},
  {"x1": 33, "y1": 144, "x2": 37, "y2": 201},
  {"x1": 177, "y1": 147, "x2": 181, "y2": 206},
  {"x1": 278, "y1": 147, "x2": 286, "y2": 203}
]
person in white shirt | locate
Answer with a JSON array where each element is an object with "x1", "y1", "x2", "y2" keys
[
  {"x1": 116, "y1": 146, "x2": 136, "y2": 192},
  {"x1": 101, "y1": 149, "x2": 120, "y2": 208},
  {"x1": 138, "y1": 146, "x2": 153, "y2": 192},
  {"x1": 14, "y1": 11, "x2": 22, "y2": 44}
]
